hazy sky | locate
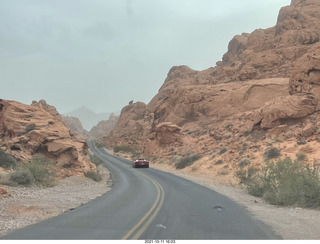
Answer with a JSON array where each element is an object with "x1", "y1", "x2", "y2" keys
[{"x1": 1, "y1": 0, "x2": 291, "y2": 114}]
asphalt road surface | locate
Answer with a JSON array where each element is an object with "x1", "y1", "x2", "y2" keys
[{"x1": 2, "y1": 142, "x2": 280, "y2": 240}]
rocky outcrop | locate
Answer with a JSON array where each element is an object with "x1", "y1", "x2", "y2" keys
[
  {"x1": 211, "y1": 0, "x2": 320, "y2": 83},
  {"x1": 90, "y1": 113, "x2": 119, "y2": 139},
  {"x1": 0, "y1": 185, "x2": 10, "y2": 197},
  {"x1": 105, "y1": 102, "x2": 153, "y2": 149},
  {"x1": 31, "y1": 100, "x2": 62, "y2": 121},
  {"x1": 0, "y1": 99, "x2": 95, "y2": 178},
  {"x1": 105, "y1": 0, "x2": 320, "y2": 182},
  {"x1": 289, "y1": 43, "x2": 320, "y2": 97},
  {"x1": 62, "y1": 115, "x2": 90, "y2": 141}
]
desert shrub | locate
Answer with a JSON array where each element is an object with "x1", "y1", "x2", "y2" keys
[
  {"x1": 296, "y1": 153, "x2": 306, "y2": 163},
  {"x1": 85, "y1": 170, "x2": 102, "y2": 182},
  {"x1": 94, "y1": 142, "x2": 105, "y2": 148},
  {"x1": 215, "y1": 159, "x2": 224, "y2": 165},
  {"x1": 244, "y1": 158, "x2": 320, "y2": 208},
  {"x1": 234, "y1": 166, "x2": 258, "y2": 184},
  {"x1": 264, "y1": 147, "x2": 281, "y2": 161},
  {"x1": 9, "y1": 169, "x2": 33, "y2": 186},
  {"x1": 175, "y1": 154, "x2": 201, "y2": 169},
  {"x1": 131, "y1": 150, "x2": 142, "y2": 160},
  {"x1": 297, "y1": 141, "x2": 307, "y2": 145},
  {"x1": 225, "y1": 133, "x2": 231, "y2": 139},
  {"x1": 89, "y1": 154, "x2": 103, "y2": 166},
  {"x1": 25, "y1": 124, "x2": 36, "y2": 133},
  {"x1": 247, "y1": 179, "x2": 265, "y2": 198},
  {"x1": 225, "y1": 124, "x2": 232, "y2": 130},
  {"x1": 218, "y1": 148, "x2": 227, "y2": 155},
  {"x1": 113, "y1": 145, "x2": 141, "y2": 159},
  {"x1": 239, "y1": 158, "x2": 251, "y2": 167},
  {"x1": 0, "y1": 149, "x2": 16, "y2": 169},
  {"x1": 113, "y1": 145, "x2": 134, "y2": 153},
  {"x1": 20, "y1": 155, "x2": 56, "y2": 187}
]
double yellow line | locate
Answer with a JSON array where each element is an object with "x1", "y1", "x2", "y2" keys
[{"x1": 121, "y1": 172, "x2": 165, "y2": 240}]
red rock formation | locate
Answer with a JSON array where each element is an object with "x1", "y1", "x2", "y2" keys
[
  {"x1": 104, "y1": 0, "x2": 320, "y2": 181},
  {"x1": 90, "y1": 113, "x2": 119, "y2": 140},
  {"x1": 62, "y1": 115, "x2": 90, "y2": 141},
  {"x1": 105, "y1": 101, "x2": 153, "y2": 149},
  {"x1": 0, "y1": 99, "x2": 95, "y2": 178}
]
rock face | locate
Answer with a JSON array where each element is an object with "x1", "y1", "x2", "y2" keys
[
  {"x1": 62, "y1": 115, "x2": 90, "y2": 141},
  {"x1": 0, "y1": 99, "x2": 96, "y2": 178},
  {"x1": 215, "y1": 0, "x2": 320, "y2": 83},
  {"x1": 90, "y1": 113, "x2": 119, "y2": 140},
  {"x1": 106, "y1": 102, "x2": 152, "y2": 149},
  {"x1": 104, "y1": 0, "x2": 320, "y2": 183}
]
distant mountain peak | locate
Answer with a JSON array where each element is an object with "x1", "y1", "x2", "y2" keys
[{"x1": 64, "y1": 106, "x2": 111, "y2": 131}]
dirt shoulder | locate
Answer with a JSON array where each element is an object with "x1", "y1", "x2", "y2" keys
[
  {"x1": 151, "y1": 163, "x2": 320, "y2": 240},
  {"x1": 0, "y1": 164, "x2": 111, "y2": 237}
]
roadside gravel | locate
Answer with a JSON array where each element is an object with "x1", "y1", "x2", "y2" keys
[{"x1": 0, "y1": 164, "x2": 111, "y2": 237}]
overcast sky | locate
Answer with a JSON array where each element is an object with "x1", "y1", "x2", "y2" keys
[{"x1": 1, "y1": 0, "x2": 291, "y2": 114}]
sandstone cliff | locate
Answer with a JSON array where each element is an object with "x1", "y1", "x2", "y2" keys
[
  {"x1": 104, "y1": 0, "x2": 320, "y2": 184},
  {"x1": 90, "y1": 113, "x2": 119, "y2": 140},
  {"x1": 62, "y1": 115, "x2": 90, "y2": 141},
  {"x1": 0, "y1": 99, "x2": 96, "y2": 178}
]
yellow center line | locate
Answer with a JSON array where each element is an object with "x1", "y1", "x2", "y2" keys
[
  {"x1": 121, "y1": 171, "x2": 165, "y2": 240},
  {"x1": 132, "y1": 179, "x2": 165, "y2": 240}
]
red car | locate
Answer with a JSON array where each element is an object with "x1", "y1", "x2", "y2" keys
[{"x1": 132, "y1": 159, "x2": 149, "y2": 168}]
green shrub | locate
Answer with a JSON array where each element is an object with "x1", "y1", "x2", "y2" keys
[
  {"x1": 21, "y1": 155, "x2": 56, "y2": 187},
  {"x1": 247, "y1": 179, "x2": 265, "y2": 197},
  {"x1": 94, "y1": 142, "x2": 105, "y2": 148},
  {"x1": 234, "y1": 166, "x2": 257, "y2": 184},
  {"x1": 297, "y1": 141, "x2": 307, "y2": 145},
  {"x1": 264, "y1": 147, "x2": 281, "y2": 161},
  {"x1": 113, "y1": 145, "x2": 141, "y2": 160},
  {"x1": 89, "y1": 154, "x2": 103, "y2": 166},
  {"x1": 215, "y1": 159, "x2": 224, "y2": 165},
  {"x1": 175, "y1": 154, "x2": 201, "y2": 169},
  {"x1": 9, "y1": 169, "x2": 33, "y2": 186},
  {"x1": 239, "y1": 158, "x2": 251, "y2": 167},
  {"x1": 296, "y1": 153, "x2": 306, "y2": 163},
  {"x1": 113, "y1": 145, "x2": 134, "y2": 153},
  {"x1": 25, "y1": 124, "x2": 36, "y2": 133},
  {"x1": 85, "y1": 170, "x2": 102, "y2": 182},
  {"x1": 0, "y1": 149, "x2": 16, "y2": 169},
  {"x1": 244, "y1": 158, "x2": 320, "y2": 208},
  {"x1": 218, "y1": 148, "x2": 227, "y2": 155}
]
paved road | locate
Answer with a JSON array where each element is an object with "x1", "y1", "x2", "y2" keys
[{"x1": 2, "y1": 142, "x2": 280, "y2": 240}]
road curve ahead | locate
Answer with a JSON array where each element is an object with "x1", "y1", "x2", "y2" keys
[{"x1": 2, "y1": 142, "x2": 280, "y2": 240}]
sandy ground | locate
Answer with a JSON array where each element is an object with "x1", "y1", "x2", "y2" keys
[
  {"x1": 151, "y1": 163, "x2": 320, "y2": 240},
  {"x1": 0, "y1": 164, "x2": 112, "y2": 237}
]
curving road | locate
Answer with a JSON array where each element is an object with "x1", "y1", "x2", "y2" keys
[{"x1": 2, "y1": 142, "x2": 280, "y2": 240}]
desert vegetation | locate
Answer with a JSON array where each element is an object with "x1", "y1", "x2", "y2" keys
[
  {"x1": 89, "y1": 154, "x2": 103, "y2": 166},
  {"x1": 85, "y1": 170, "x2": 102, "y2": 182},
  {"x1": 0, "y1": 154, "x2": 56, "y2": 187},
  {"x1": 236, "y1": 157, "x2": 320, "y2": 208},
  {"x1": 175, "y1": 154, "x2": 201, "y2": 169},
  {"x1": 0, "y1": 149, "x2": 17, "y2": 169},
  {"x1": 113, "y1": 145, "x2": 141, "y2": 159},
  {"x1": 85, "y1": 154, "x2": 103, "y2": 182}
]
